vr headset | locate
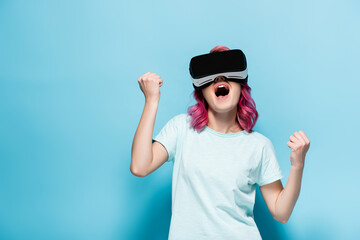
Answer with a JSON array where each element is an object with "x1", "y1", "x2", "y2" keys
[{"x1": 189, "y1": 49, "x2": 248, "y2": 90}]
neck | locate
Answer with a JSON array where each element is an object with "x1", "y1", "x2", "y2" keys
[{"x1": 207, "y1": 107, "x2": 243, "y2": 134}]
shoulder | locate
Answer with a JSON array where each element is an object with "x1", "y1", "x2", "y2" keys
[
  {"x1": 166, "y1": 113, "x2": 190, "y2": 128},
  {"x1": 246, "y1": 130, "x2": 274, "y2": 148},
  {"x1": 169, "y1": 113, "x2": 191, "y2": 124},
  {"x1": 171, "y1": 113, "x2": 189, "y2": 121}
]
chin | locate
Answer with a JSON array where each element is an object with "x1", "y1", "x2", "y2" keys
[{"x1": 212, "y1": 104, "x2": 237, "y2": 113}]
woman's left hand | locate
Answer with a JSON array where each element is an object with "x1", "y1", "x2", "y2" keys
[{"x1": 287, "y1": 130, "x2": 310, "y2": 169}]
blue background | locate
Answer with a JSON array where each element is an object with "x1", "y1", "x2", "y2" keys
[{"x1": 1, "y1": 0, "x2": 359, "y2": 239}]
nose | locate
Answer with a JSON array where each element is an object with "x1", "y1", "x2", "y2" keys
[{"x1": 214, "y1": 76, "x2": 228, "y2": 84}]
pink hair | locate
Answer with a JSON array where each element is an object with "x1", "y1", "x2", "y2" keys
[{"x1": 187, "y1": 45, "x2": 259, "y2": 133}]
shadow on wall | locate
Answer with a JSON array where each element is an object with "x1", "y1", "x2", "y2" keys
[
  {"x1": 130, "y1": 182, "x2": 172, "y2": 240},
  {"x1": 254, "y1": 186, "x2": 287, "y2": 240}
]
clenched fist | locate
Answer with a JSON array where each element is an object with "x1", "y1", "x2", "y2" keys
[
  {"x1": 287, "y1": 130, "x2": 310, "y2": 169},
  {"x1": 138, "y1": 72, "x2": 163, "y2": 102}
]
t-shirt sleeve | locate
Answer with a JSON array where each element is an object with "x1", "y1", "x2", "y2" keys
[
  {"x1": 152, "y1": 115, "x2": 180, "y2": 163},
  {"x1": 256, "y1": 138, "x2": 284, "y2": 186}
]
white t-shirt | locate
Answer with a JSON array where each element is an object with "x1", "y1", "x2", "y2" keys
[{"x1": 152, "y1": 113, "x2": 283, "y2": 240}]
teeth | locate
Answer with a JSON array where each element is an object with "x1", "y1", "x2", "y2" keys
[{"x1": 216, "y1": 84, "x2": 228, "y2": 90}]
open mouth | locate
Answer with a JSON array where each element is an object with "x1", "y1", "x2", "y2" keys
[{"x1": 214, "y1": 83, "x2": 230, "y2": 97}]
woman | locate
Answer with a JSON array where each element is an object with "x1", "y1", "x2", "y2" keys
[{"x1": 131, "y1": 45, "x2": 310, "y2": 239}]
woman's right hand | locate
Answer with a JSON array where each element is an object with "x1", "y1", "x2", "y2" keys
[{"x1": 138, "y1": 72, "x2": 163, "y2": 102}]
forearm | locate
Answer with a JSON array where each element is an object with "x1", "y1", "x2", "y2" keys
[
  {"x1": 130, "y1": 99, "x2": 159, "y2": 176},
  {"x1": 274, "y1": 164, "x2": 304, "y2": 223}
]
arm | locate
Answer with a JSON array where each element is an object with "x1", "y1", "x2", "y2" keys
[
  {"x1": 260, "y1": 166, "x2": 303, "y2": 223},
  {"x1": 130, "y1": 99, "x2": 159, "y2": 177},
  {"x1": 260, "y1": 130, "x2": 310, "y2": 223},
  {"x1": 130, "y1": 72, "x2": 164, "y2": 177}
]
